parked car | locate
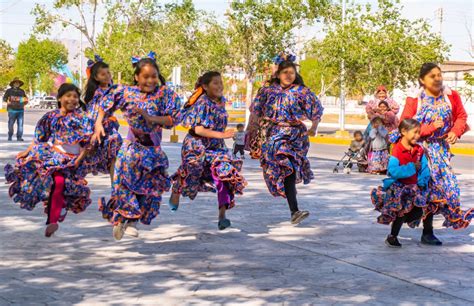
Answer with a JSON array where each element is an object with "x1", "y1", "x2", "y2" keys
[
  {"x1": 40, "y1": 96, "x2": 56, "y2": 109},
  {"x1": 28, "y1": 96, "x2": 42, "y2": 108}
]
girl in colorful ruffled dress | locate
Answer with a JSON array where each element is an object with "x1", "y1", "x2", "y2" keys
[
  {"x1": 169, "y1": 71, "x2": 246, "y2": 230},
  {"x1": 83, "y1": 55, "x2": 122, "y2": 178},
  {"x1": 397, "y1": 62, "x2": 472, "y2": 245},
  {"x1": 366, "y1": 116, "x2": 389, "y2": 174},
  {"x1": 4, "y1": 83, "x2": 94, "y2": 237},
  {"x1": 248, "y1": 54, "x2": 324, "y2": 224},
  {"x1": 93, "y1": 52, "x2": 181, "y2": 240},
  {"x1": 371, "y1": 119, "x2": 432, "y2": 247}
]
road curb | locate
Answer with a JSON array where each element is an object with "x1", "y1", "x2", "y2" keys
[{"x1": 117, "y1": 119, "x2": 474, "y2": 156}]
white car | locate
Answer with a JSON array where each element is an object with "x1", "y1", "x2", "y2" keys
[
  {"x1": 29, "y1": 97, "x2": 42, "y2": 108},
  {"x1": 40, "y1": 96, "x2": 56, "y2": 109}
]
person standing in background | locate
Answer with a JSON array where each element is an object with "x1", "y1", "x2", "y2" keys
[
  {"x1": 366, "y1": 85, "x2": 400, "y2": 122},
  {"x1": 3, "y1": 77, "x2": 28, "y2": 141},
  {"x1": 233, "y1": 123, "x2": 246, "y2": 159}
]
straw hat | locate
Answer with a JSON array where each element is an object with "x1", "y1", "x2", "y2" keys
[{"x1": 9, "y1": 77, "x2": 24, "y2": 87}]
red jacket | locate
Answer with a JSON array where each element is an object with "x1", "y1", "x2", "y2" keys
[
  {"x1": 391, "y1": 142, "x2": 424, "y2": 185},
  {"x1": 400, "y1": 88, "x2": 469, "y2": 138}
]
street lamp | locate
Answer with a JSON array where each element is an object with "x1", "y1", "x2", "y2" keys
[{"x1": 337, "y1": 0, "x2": 349, "y2": 137}]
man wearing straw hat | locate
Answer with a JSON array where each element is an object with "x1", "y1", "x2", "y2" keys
[{"x1": 3, "y1": 77, "x2": 28, "y2": 141}]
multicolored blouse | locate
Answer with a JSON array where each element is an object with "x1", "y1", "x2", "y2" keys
[
  {"x1": 101, "y1": 84, "x2": 181, "y2": 138},
  {"x1": 86, "y1": 87, "x2": 110, "y2": 121},
  {"x1": 180, "y1": 94, "x2": 228, "y2": 149},
  {"x1": 251, "y1": 84, "x2": 323, "y2": 124},
  {"x1": 35, "y1": 109, "x2": 94, "y2": 147}
]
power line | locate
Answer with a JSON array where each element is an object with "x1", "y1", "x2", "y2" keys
[
  {"x1": 436, "y1": 7, "x2": 443, "y2": 36},
  {"x1": 0, "y1": 0, "x2": 23, "y2": 14}
]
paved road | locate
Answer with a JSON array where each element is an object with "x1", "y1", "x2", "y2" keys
[
  {"x1": 0, "y1": 111, "x2": 473, "y2": 305},
  {"x1": 9, "y1": 109, "x2": 474, "y2": 144}
]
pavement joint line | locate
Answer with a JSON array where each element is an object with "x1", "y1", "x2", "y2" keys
[{"x1": 176, "y1": 207, "x2": 474, "y2": 304}]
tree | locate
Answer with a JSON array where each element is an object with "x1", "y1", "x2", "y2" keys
[
  {"x1": 305, "y1": 0, "x2": 449, "y2": 97},
  {"x1": 299, "y1": 58, "x2": 339, "y2": 97},
  {"x1": 226, "y1": 0, "x2": 331, "y2": 121},
  {"x1": 0, "y1": 39, "x2": 15, "y2": 91},
  {"x1": 32, "y1": 0, "x2": 103, "y2": 51},
  {"x1": 95, "y1": 0, "x2": 229, "y2": 87},
  {"x1": 15, "y1": 37, "x2": 68, "y2": 95},
  {"x1": 38, "y1": 72, "x2": 56, "y2": 95}
]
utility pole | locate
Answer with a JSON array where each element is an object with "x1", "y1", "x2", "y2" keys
[
  {"x1": 436, "y1": 7, "x2": 443, "y2": 36},
  {"x1": 79, "y1": 3, "x2": 83, "y2": 89},
  {"x1": 337, "y1": 0, "x2": 347, "y2": 135}
]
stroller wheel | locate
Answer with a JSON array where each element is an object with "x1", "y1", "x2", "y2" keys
[
  {"x1": 333, "y1": 168, "x2": 338, "y2": 173},
  {"x1": 343, "y1": 168, "x2": 351, "y2": 174}
]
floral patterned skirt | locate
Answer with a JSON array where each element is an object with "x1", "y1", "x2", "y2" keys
[
  {"x1": 424, "y1": 140, "x2": 473, "y2": 229},
  {"x1": 82, "y1": 117, "x2": 122, "y2": 175},
  {"x1": 171, "y1": 134, "x2": 246, "y2": 208},
  {"x1": 5, "y1": 142, "x2": 91, "y2": 215},
  {"x1": 370, "y1": 182, "x2": 436, "y2": 227},
  {"x1": 260, "y1": 123, "x2": 313, "y2": 198},
  {"x1": 99, "y1": 140, "x2": 171, "y2": 225},
  {"x1": 367, "y1": 149, "x2": 389, "y2": 173}
]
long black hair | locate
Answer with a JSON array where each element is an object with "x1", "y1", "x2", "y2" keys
[
  {"x1": 270, "y1": 60, "x2": 305, "y2": 87},
  {"x1": 133, "y1": 58, "x2": 167, "y2": 86},
  {"x1": 398, "y1": 118, "x2": 421, "y2": 133},
  {"x1": 418, "y1": 62, "x2": 441, "y2": 86},
  {"x1": 197, "y1": 71, "x2": 221, "y2": 89},
  {"x1": 57, "y1": 83, "x2": 85, "y2": 110},
  {"x1": 378, "y1": 100, "x2": 389, "y2": 109},
  {"x1": 184, "y1": 71, "x2": 221, "y2": 109},
  {"x1": 84, "y1": 61, "x2": 109, "y2": 104}
]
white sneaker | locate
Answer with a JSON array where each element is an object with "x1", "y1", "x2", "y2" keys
[
  {"x1": 113, "y1": 222, "x2": 126, "y2": 241},
  {"x1": 124, "y1": 220, "x2": 139, "y2": 237}
]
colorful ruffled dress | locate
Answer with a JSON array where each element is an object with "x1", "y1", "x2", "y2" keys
[
  {"x1": 171, "y1": 94, "x2": 246, "y2": 208},
  {"x1": 98, "y1": 85, "x2": 181, "y2": 225},
  {"x1": 371, "y1": 142, "x2": 432, "y2": 227},
  {"x1": 415, "y1": 91, "x2": 473, "y2": 229},
  {"x1": 367, "y1": 125, "x2": 389, "y2": 173},
  {"x1": 83, "y1": 86, "x2": 122, "y2": 175},
  {"x1": 4, "y1": 109, "x2": 94, "y2": 215},
  {"x1": 249, "y1": 84, "x2": 324, "y2": 197}
]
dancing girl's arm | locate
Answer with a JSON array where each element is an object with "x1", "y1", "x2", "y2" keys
[
  {"x1": 194, "y1": 126, "x2": 235, "y2": 139},
  {"x1": 136, "y1": 108, "x2": 174, "y2": 127}
]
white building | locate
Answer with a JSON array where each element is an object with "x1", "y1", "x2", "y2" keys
[{"x1": 440, "y1": 61, "x2": 474, "y2": 103}]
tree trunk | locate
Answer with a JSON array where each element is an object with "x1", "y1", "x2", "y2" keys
[
  {"x1": 244, "y1": 77, "x2": 254, "y2": 128},
  {"x1": 28, "y1": 79, "x2": 33, "y2": 97}
]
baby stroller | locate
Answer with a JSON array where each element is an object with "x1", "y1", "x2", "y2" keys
[{"x1": 332, "y1": 146, "x2": 367, "y2": 174}]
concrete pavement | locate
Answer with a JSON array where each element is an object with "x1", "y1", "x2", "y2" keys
[{"x1": 0, "y1": 119, "x2": 473, "y2": 305}]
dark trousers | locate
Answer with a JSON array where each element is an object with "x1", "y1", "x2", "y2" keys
[
  {"x1": 8, "y1": 111, "x2": 24, "y2": 139},
  {"x1": 391, "y1": 207, "x2": 434, "y2": 236},
  {"x1": 284, "y1": 172, "x2": 299, "y2": 215},
  {"x1": 233, "y1": 144, "x2": 245, "y2": 156}
]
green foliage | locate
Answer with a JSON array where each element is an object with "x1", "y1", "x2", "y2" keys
[
  {"x1": 95, "y1": 0, "x2": 230, "y2": 87},
  {"x1": 15, "y1": 36, "x2": 68, "y2": 94},
  {"x1": 227, "y1": 0, "x2": 331, "y2": 79},
  {"x1": 0, "y1": 40, "x2": 15, "y2": 91},
  {"x1": 38, "y1": 73, "x2": 56, "y2": 95},
  {"x1": 32, "y1": 0, "x2": 102, "y2": 49},
  {"x1": 305, "y1": 0, "x2": 449, "y2": 97},
  {"x1": 461, "y1": 73, "x2": 474, "y2": 103},
  {"x1": 299, "y1": 58, "x2": 339, "y2": 96}
]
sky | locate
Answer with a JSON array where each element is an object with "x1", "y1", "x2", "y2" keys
[{"x1": 0, "y1": 0, "x2": 472, "y2": 61}]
